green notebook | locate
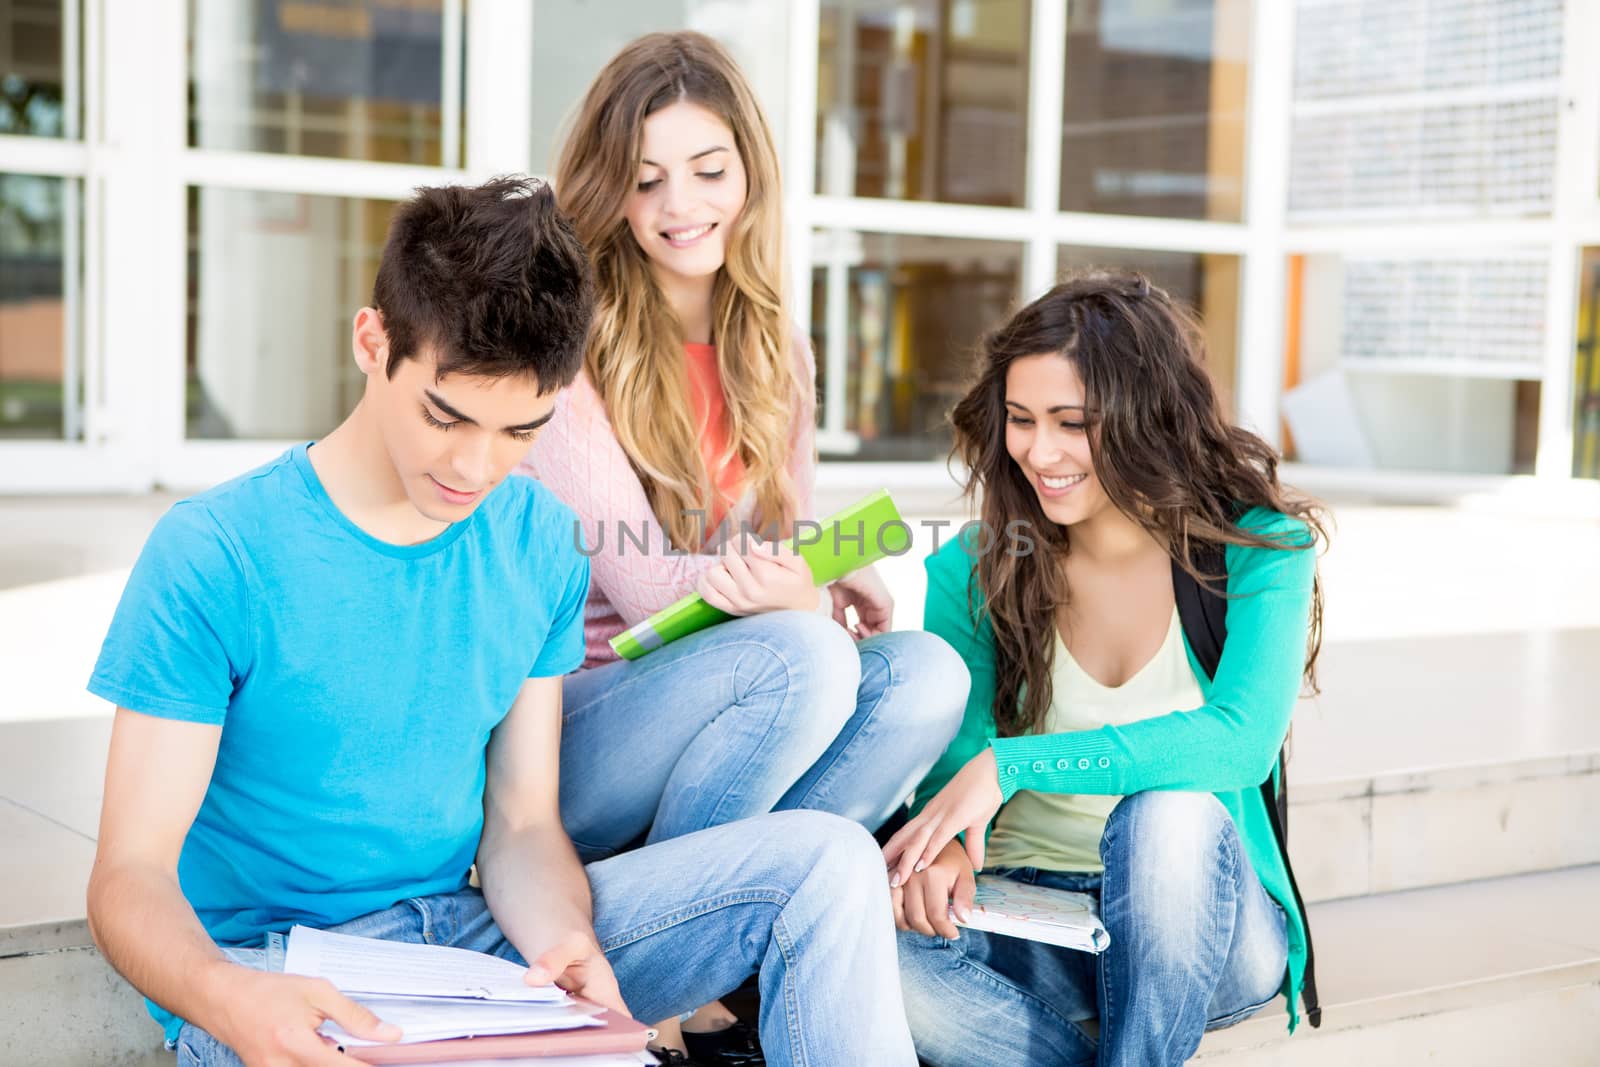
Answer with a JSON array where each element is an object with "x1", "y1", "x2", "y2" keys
[{"x1": 609, "y1": 489, "x2": 912, "y2": 660}]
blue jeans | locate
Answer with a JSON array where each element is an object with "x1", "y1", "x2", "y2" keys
[
  {"x1": 898, "y1": 791, "x2": 1289, "y2": 1067},
  {"x1": 175, "y1": 811, "x2": 918, "y2": 1066},
  {"x1": 559, "y1": 611, "x2": 969, "y2": 856}
]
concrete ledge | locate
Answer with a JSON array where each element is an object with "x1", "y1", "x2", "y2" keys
[
  {"x1": 1197, "y1": 972, "x2": 1600, "y2": 1065},
  {"x1": 0, "y1": 917, "x2": 94, "y2": 958},
  {"x1": 0, "y1": 940, "x2": 167, "y2": 1067},
  {"x1": 1291, "y1": 752, "x2": 1600, "y2": 902},
  {"x1": 1198, "y1": 865, "x2": 1600, "y2": 1064}
]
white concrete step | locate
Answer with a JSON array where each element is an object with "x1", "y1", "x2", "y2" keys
[
  {"x1": 9, "y1": 710, "x2": 1599, "y2": 921},
  {"x1": 8, "y1": 867, "x2": 1598, "y2": 1066},
  {"x1": 1291, "y1": 750, "x2": 1600, "y2": 902},
  {"x1": 1283, "y1": 623, "x2": 1600, "y2": 902},
  {"x1": 0, "y1": 921, "x2": 168, "y2": 1067},
  {"x1": 1196, "y1": 865, "x2": 1600, "y2": 1065}
]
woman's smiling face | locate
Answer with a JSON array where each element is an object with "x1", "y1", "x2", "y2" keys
[
  {"x1": 622, "y1": 100, "x2": 749, "y2": 284},
  {"x1": 1003, "y1": 352, "x2": 1112, "y2": 528}
]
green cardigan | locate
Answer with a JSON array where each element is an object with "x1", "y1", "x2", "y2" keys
[{"x1": 913, "y1": 507, "x2": 1315, "y2": 1031}]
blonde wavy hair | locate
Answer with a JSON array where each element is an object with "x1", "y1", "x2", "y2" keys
[{"x1": 555, "y1": 31, "x2": 799, "y2": 552}]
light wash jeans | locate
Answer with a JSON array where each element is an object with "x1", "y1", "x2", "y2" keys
[
  {"x1": 175, "y1": 811, "x2": 917, "y2": 1066},
  {"x1": 559, "y1": 610, "x2": 970, "y2": 856},
  {"x1": 898, "y1": 791, "x2": 1289, "y2": 1067}
]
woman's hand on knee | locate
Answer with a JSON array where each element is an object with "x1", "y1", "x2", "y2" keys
[
  {"x1": 892, "y1": 840, "x2": 976, "y2": 939},
  {"x1": 883, "y1": 748, "x2": 1001, "y2": 888}
]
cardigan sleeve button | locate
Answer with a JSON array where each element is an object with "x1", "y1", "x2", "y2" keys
[
  {"x1": 1056, "y1": 758, "x2": 1070, "y2": 770},
  {"x1": 1097, "y1": 756, "x2": 1111, "y2": 769},
  {"x1": 1032, "y1": 760, "x2": 1047, "y2": 773},
  {"x1": 1006, "y1": 765, "x2": 1019, "y2": 776},
  {"x1": 1077, "y1": 757, "x2": 1091, "y2": 770}
]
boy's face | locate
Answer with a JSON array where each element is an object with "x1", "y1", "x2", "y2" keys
[{"x1": 357, "y1": 311, "x2": 556, "y2": 524}]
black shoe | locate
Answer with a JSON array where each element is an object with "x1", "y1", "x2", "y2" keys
[
  {"x1": 651, "y1": 1048, "x2": 710, "y2": 1066},
  {"x1": 682, "y1": 1020, "x2": 766, "y2": 1066}
]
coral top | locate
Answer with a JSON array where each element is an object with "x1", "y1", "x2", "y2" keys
[
  {"x1": 518, "y1": 335, "x2": 818, "y2": 668},
  {"x1": 683, "y1": 342, "x2": 747, "y2": 532}
]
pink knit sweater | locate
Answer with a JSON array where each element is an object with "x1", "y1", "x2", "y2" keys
[{"x1": 517, "y1": 338, "x2": 818, "y2": 668}]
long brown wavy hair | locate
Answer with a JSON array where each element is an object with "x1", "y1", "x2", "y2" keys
[
  {"x1": 950, "y1": 269, "x2": 1327, "y2": 737},
  {"x1": 554, "y1": 32, "x2": 798, "y2": 551}
]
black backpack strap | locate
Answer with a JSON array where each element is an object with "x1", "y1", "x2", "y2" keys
[
  {"x1": 1260, "y1": 749, "x2": 1321, "y2": 1027},
  {"x1": 1172, "y1": 545, "x2": 1322, "y2": 1029},
  {"x1": 1171, "y1": 541, "x2": 1228, "y2": 678}
]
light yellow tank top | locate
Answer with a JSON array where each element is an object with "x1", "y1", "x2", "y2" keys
[{"x1": 985, "y1": 607, "x2": 1205, "y2": 873}]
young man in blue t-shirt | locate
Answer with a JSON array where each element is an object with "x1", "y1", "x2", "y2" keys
[{"x1": 86, "y1": 177, "x2": 915, "y2": 1067}]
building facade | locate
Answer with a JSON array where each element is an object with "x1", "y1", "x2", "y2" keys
[{"x1": 2, "y1": 0, "x2": 1598, "y2": 493}]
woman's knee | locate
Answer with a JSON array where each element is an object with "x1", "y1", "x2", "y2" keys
[
  {"x1": 860, "y1": 630, "x2": 970, "y2": 738},
  {"x1": 725, "y1": 610, "x2": 862, "y2": 710},
  {"x1": 1101, "y1": 791, "x2": 1236, "y2": 911}
]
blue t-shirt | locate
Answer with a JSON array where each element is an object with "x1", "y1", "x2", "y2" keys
[{"x1": 89, "y1": 444, "x2": 588, "y2": 1035}]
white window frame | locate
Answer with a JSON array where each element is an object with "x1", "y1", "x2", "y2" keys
[
  {"x1": 158, "y1": 0, "x2": 535, "y2": 490},
  {"x1": 1278, "y1": 0, "x2": 1600, "y2": 485},
  {"x1": 795, "y1": 0, "x2": 1277, "y2": 485},
  {"x1": 5, "y1": 0, "x2": 1596, "y2": 494},
  {"x1": 0, "y1": 0, "x2": 535, "y2": 493},
  {"x1": 0, "y1": 0, "x2": 142, "y2": 490},
  {"x1": 1539, "y1": 0, "x2": 1600, "y2": 479}
]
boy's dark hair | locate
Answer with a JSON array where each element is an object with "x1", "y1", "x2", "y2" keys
[{"x1": 373, "y1": 176, "x2": 594, "y2": 391}]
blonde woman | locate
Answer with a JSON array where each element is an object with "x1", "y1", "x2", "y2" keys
[{"x1": 517, "y1": 31, "x2": 967, "y2": 1065}]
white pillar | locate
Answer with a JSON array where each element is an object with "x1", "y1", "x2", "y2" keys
[
  {"x1": 465, "y1": 0, "x2": 535, "y2": 176},
  {"x1": 99, "y1": 0, "x2": 186, "y2": 480},
  {"x1": 1234, "y1": 0, "x2": 1294, "y2": 448},
  {"x1": 1022, "y1": 0, "x2": 1066, "y2": 300},
  {"x1": 1536, "y1": 0, "x2": 1600, "y2": 479}
]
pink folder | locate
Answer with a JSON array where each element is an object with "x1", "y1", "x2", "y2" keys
[{"x1": 333, "y1": 1005, "x2": 652, "y2": 1063}]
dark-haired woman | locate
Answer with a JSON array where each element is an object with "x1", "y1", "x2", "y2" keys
[{"x1": 882, "y1": 270, "x2": 1325, "y2": 1067}]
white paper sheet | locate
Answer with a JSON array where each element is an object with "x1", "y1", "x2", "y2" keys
[
  {"x1": 283, "y1": 925, "x2": 569, "y2": 1003},
  {"x1": 407, "y1": 1054, "x2": 657, "y2": 1067},
  {"x1": 324, "y1": 996, "x2": 603, "y2": 1046}
]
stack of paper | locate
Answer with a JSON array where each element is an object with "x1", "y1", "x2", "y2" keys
[
  {"x1": 283, "y1": 926, "x2": 652, "y2": 1063},
  {"x1": 950, "y1": 875, "x2": 1112, "y2": 953},
  {"x1": 320, "y1": 997, "x2": 603, "y2": 1048},
  {"x1": 435, "y1": 1057, "x2": 657, "y2": 1066}
]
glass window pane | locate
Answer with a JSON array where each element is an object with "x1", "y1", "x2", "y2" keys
[
  {"x1": 1060, "y1": 0, "x2": 1249, "y2": 221},
  {"x1": 1289, "y1": 2, "x2": 1562, "y2": 222},
  {"x1": 1, "y1": 0, "x2": 74, "y2": 138},
  {"x1": 189, "y1": 1, "x2": 459, "y2": 165},
  {"x1": 0, "y1": 172, "x2": 77, "y2": 439},
  {"x1": 530, "y1": 1, "x2": 790, "y2": 175},
  {"x1": 186, "y1": 187, "x2": 394, "y2": 440},
  {"x1": 1056, "y1": 245, "x2": 1239, "y2": 414},
  {"x1": 811, "y1": 231, "x2": 1022, "y2": 459},
  {"x1": 817, "y1": 0, "x2": 1030, "y2": 206},
  {"x1": 1576, "y1": 248, "x2": 1600, "y2": 479},
  {"x1": 1281, "y1": 252, "x2": 1543, "y2": 474}
]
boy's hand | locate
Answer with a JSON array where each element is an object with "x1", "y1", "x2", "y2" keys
[
  {"x1": 697, "y1": 539, "x2": 818, "y2": 615},
  {"x1": 206, "y1": 965, "x2": 400, "y2": 1066},
  {"x1": 890, "y1": 840, "x2": 976, "y2": 940},
  {"x1": 524, "y1": 930, "x2": 629, "y2": 1017}
]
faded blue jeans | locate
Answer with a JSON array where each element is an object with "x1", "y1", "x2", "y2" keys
[
  {"x1": 175, "y1": 811, "x2": 918, "y2": 1066},
  {"x1": 898, "y1": 791, "x2": 1289, "y2": 1067},
  {"x1": 559, "y1": 610, "x2": 970, "y2": 855}
]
